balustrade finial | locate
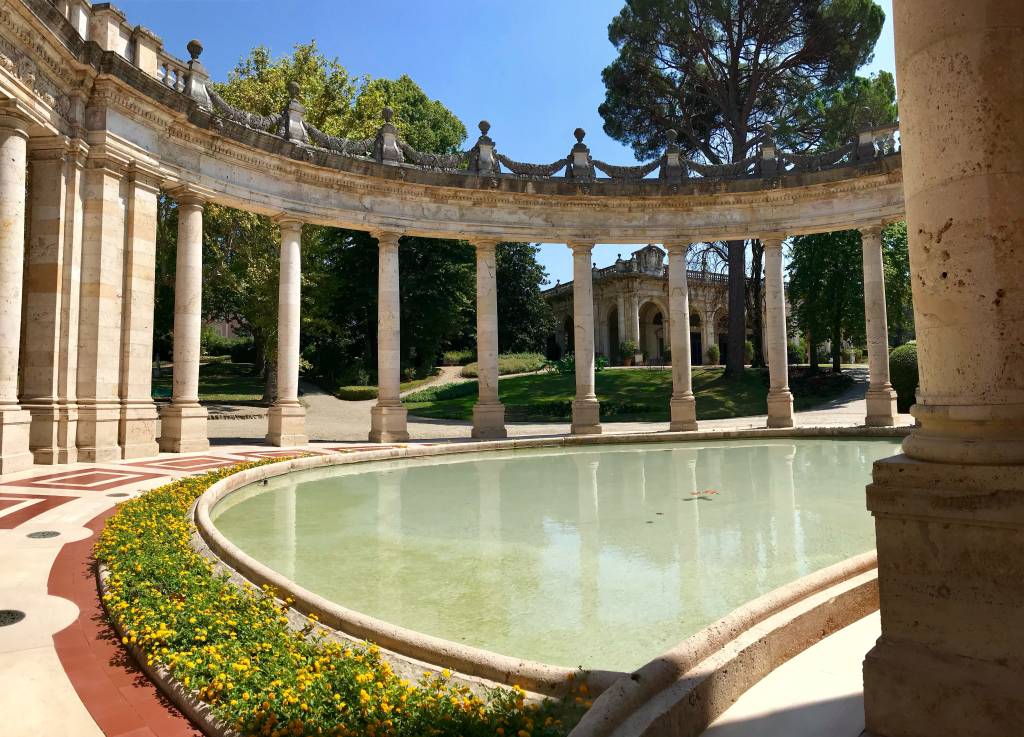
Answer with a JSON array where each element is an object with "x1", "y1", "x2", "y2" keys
[
  {"x1": 479, "y1": 120, "x2": 491, "y2": 136},
  {"x1": 187, "y1": 39, "x2": 203, "y2": 60},
  {"x1": 287, "y1": 80, "x2": 300, "y2": 100},
  {"x1": 574, "y1": 127, "x2": 586, "y2": 143},
  {"x1": 382, "y1": 107, "x2": 394, "y2": 123}
]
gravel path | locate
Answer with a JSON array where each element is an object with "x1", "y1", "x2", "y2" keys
[{"x1": 207, "y1": 365, "x2": 911, "y2": 445}]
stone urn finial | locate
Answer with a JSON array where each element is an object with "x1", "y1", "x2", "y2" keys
[
  {"x1": 382, "y1": 106, "x2": 394, "y2": 123},
  {"x1": 574, "y1": 127, "x2": 586, "y2": 143},
  {"x1": 287, "y1": 80, "x2": 300, "y2": 100},
  {"x1": 187, "y1": 39, "x2": 203, "y2": 60},
  {"x1": 666, "y1": 128, "x2": 678, "y2": 144},
  {"x1": 479, "y1": 120, "x2": 491, "y2": 136}
]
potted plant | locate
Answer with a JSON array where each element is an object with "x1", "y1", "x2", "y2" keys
[{"x1": 620, "y1": 339, "x2": 640, "y2": 366}]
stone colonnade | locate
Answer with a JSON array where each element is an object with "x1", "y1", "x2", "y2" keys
[
  {"x1": 863, "y1": 1, "x2": 1024, "y2": 735},
  {"x1": 0, "y1": 118, "x2": 901, "y2": 470}
]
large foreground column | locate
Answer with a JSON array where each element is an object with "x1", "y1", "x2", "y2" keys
[
  {"x1": 861, "y1": 224, "x2": 898, "y2": 426},
  {"x1": 369, "y1": 231, "x2": 408, "y2": 443},
  {"x1": 158, "y1": 191, "x2": 208, "y2": 453},
  {"x1": 863, "y1": 2, "x2": 1024, "y2": 736},
  {"x1": 471, "y1": 239, "x2": 506, "y2": 439},
  {"x1": 569, "y1": 242, "x2": 601, "y2": 434},
  {"x1": 667, "y1": 242, "x2": 697, "y2": 431},
  {"x1": 267, "y1": 218, "x2": 307, "y2": 446},
  {"x1": 763, "y1": 235, "x2": 793, "y2": 427},
  {"x1": 0, "y1": 114, "x2": 33, "y2": 474},
  {"x1": 77, "y1": 157, "x2": 127, "y2": 461},
  {"x1": 118, "y1": 165, "x2": 161, "y2": 458}
]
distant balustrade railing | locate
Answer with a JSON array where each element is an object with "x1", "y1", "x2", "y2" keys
[{"x1": 543, "y1": 267, "x2": 730, "y2": 296}]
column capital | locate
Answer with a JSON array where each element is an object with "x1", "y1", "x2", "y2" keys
[
  {"x1": 665, "y1": 242, "x2": 694, "y2": 256},
  {"x1": 27, "y1": 134, "x2": 75, "y2": 161},
  {"x1": 471, "y1": 237, "x2": 503, "y2": 252},
  {"x1": 568, "y1": 241, "x2": 594, "y2": 255},
  {"x1": 759, "y1": 234, "x2": 786, "y2": 250},
  {"x1": 126, "y1": 161, "x2": 163, "y2": 193},
  {"x1": 371, "y1": 229, "x2": 403, "y2": 248},
  {"x1": 275, "y1": 214, "x2": 305, "y2": 232},
  {"x1": 859, "y1": 223, "x2": 884, "y2": 239},
  {"x1": 169, "y1": 185, "x2": 206, "y2": 209},
  {"x1": 0, "y1": 112, "x2": 30, "y2": 139}
]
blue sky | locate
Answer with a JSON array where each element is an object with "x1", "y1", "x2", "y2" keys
[{"x1": 117, "y1": 0, "x2": 896, "y2": 284}]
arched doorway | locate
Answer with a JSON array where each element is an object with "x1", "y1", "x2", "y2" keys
[
  {"x1": 639, "y1": 302, "x2": 665, "y2": 363},
  {"x1": 607, "y1": 305, "x2": 620, "y2": 365},
  {"x1": 689, "y1": 313, "x2": 703, "y2": 366}
]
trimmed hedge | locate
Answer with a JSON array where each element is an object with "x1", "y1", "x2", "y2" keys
[
  {"x1": 441, "y1": 349, "x2": 475, "y2": 366},
  {"x1": 336, "y1": 385, "x2": 379, "y2": 401},
  {"x1": 889, "y1": 342, "x2": 918, "y2": 413},
  {"x1": 95, "y1": 462, "x2": 587, "y2": 737}
]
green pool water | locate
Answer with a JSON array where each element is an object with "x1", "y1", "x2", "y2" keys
[{"x1": 212, "y1": 438, "x2": 899, "y2": 671}]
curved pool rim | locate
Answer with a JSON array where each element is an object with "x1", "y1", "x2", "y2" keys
[{"x1": 194, "y1": 427, "x2": 905, "y2": 698}]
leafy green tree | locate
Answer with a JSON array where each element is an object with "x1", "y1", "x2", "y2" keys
[
  {"x1": 495, "y1": 243, "x2": 556, "y2": 353},
  {"x1": 882, "y1": 221, "x2": 914, "y2": 346},
  {"x1": 600, "y1": 0, "x2": 885, "y2": 378},
  {"x1": 780, "y1": 70, "x2": 898, "y2": 151},
  {"x1": 787, "y1": 230, "x2": 866, "y2": 374}
]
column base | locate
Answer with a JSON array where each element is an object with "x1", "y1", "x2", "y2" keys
[
  {"x1": 77, "y1": 402, "x2": 123, "y2": 462},
  {"x1": 158, "y1": 404, "x2": 210, "y2": 453},
  {"x1": 23, "y1": 402, "x2": 78, "y2": 465},
  {"x1": 767, "y1": 389, "x2": 794, "y2": 428},
  {"x1": 865, "y1": 386, "x2": 898, "y2": 427},
  {"x1": 670, "y1": 394, "x2": 698, "y2": 432},
  {"x1": 864, "y1": 454, "x2": 1024, "y2": 737},
  {"x1": 120, "y1": 401, "x2": 161, "y2": 459},
  {"x1": 472, "y1": 402, "x2": 507, "y2": 439},
  {"x1": 0, "y1": 407, "x2": 33, "y2": 475},
  {"x1": 267, "y1": 403, "x2": 308, "y2": 447},
  {"x1": 571, "y1": 399, "x2": 602, "y2": 435},
  {"x1": 369, "y1": 403, "x2": 409, "y2": 443}
]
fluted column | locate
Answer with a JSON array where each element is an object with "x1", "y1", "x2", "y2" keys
[
  {"x1": 471, "y1": 239, "x2": 506, "y2": 439},
  {"x1": 77, "y1": 157, "x2": 127, "y2": 461},
  {"x1": 569, "y1": 242, "x2": 601, "y2": 434},
  {"x1": 667, "y1": 242, "x2": 697, "y2": 431},
  {"x1": 763, "y1": 235, "x2": 793, "y2": 427},
  {"x1": 158, "y1": 190, "x2": 209, "y2": 453},
  {"x1": 118, "y1": 165, "x2": 161, "y2": 458},
  {"x1": 267, "y1": 217, "x2": 307, "y2": 446},
  {"x1": 369, "y1": 231, "x2": 408, "y2": 443},
  {"x1": 863, "y1": 3, "x2": 1024, "y2": 735},
  {"x1": 860, "y1": 224, "x2": 898, "y2": 425},
  {"x1": 0, "y1": 114, "x2": 33, "y2": 474}
]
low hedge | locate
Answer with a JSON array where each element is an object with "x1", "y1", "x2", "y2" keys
[
  {"x1": 460, "y1": 353, "x2": 547, "y2": 378},
  {"x1": 95, "y1": 462, "x2": 586, "y2": 737},
  {"x1": 403, "y1": 381, "x2": 478, "y2": 403},
  {"x1": 335, "y1": 385, "x2": 379, "y2": 401},
  {"x1": 441, "y1": 349, "x2": 475, "y2": 366},
  {"x1": 889, "y1": 341, "x2": 918, "y2": 413}
]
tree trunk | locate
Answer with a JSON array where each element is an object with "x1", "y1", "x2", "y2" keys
[
  {"x1": 831, "y1": 324, "x2": 842, "y2": 374},
  {"x1": 748, "y1": 240, "x2": 765, "y2": 367},
  {"x1": 807, "y1": 329, "x2": 819, "y2": 374},
  {"x1": 262, "y1": 357, "x2": 277, "y2": 404},
  {"x1": 253, "y1": 335, "x2": 265, "y2": 377},
  {"x1": 725, "y1": 239, "x2": 746, "y2": 378}
]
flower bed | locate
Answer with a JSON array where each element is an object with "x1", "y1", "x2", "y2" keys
[{"x1": 96, "y1": 461, "x2": 587, "y2": 737}]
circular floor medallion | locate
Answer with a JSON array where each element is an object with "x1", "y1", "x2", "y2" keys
[
  {"x1": 26, "y1": 530, "x2": 60, "y2": 539},
  {"x1": 0, "y1": 610, "x2": 26, "y2": 627}
]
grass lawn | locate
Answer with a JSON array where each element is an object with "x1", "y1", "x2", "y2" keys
[
  {"x1": 404, "y1": 366, "x2": 854, "y2": 423},
  {"x1": 152, "y1": 361, "x2": 266, "y2": 403}
]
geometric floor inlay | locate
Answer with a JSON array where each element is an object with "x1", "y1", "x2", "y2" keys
[
  {"x1": 124, "y1": 455, "x2": 240, "y2": 472},
  {"x1": 0, "y1": 467, "x2": 166, "y2": 492},
  {"x1": 0, "y1": 492, "x2": 77, "y2": 528}
]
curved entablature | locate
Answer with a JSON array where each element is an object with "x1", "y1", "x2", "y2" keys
[{"x1": 2, "y1": 0, "x2": 905, "y2": 242}]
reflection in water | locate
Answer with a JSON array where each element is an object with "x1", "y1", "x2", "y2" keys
[{"x1": 213, "y1": 438, "x2": 899, "y2": 671}]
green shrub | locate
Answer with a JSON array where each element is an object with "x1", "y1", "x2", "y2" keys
[
  {"x1": 744, "y1": 340, "x2": 754, "y2": 363},
  {"x1": 889, "y1": 341, "x2": 918, "y2": 413},
  {"x1": 95, "y1": 463, "x2": 586, "y2": 737},
  {"x1": 788, "y1": 337, "x2": 807, "y2": 365},
  {"x1": 707, "y1": 344, "x2": 721, "y2": 364},
  {"x1": 547, "y1": 353, "x2": 576, "y2": 375},
  {"x1": 441, "y1": 349, "x2": 475, "y2": 366},
  {"x1": 595, "y1": 355, "x2": 609, "y2": 373},
  {"x1": 619, "y1": 339, "x2": 639, "y2": 356},
  {"x1": 335, "y1": 385, "x2": 378, "y2": 401},
  {"x1": 460, "y1": 353, "x2": 546, "y2": 378}
]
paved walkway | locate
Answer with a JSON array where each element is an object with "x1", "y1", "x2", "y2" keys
[{"x1": 0, "y1": 375, "x2": 906, "y2": 736}]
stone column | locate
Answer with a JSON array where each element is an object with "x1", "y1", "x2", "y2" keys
[
  {"x1": 627, "y1": 288, "x2": 640, "y2": 343},
  {"x1": 118, "y1": 165, "x2": 161, "y2": 458},
  {"x1": 860, "y1": 224, "x2": 898, "y2": 426},
  {"x1": 56, "y1": 140, "x2": 85, "y2": 463},
  {"x1": 22, "y1": 138, "x2": 74, "y2": 464},
  {"x1": 763, "y1": 235, "x2": 793, "y2": 427},
  {"x1": 158, "y1": 191, "x2": 209, "y2": 453},
  {"x1": 369, "y1": 231, "x2": 408, "y2": 443},
  {"x1": 667, "y1": 242, "x2": 697, "y2": 431},
  {"x1": 569, "y1": 242, "x2": 601, "y2": 434},
  {"x1": 267, "y1": 217, "x2": 308, "y2": 446},
  {"x1": 862, "y1": 2, "x2": 1024, "y2": 735},
  {"x1": 471, "y1": 239, "x2": 506, "y2": 439},
  {"x1": 0, "y1": 114, "x2": 33, "y2": 474},
  {"x1": 616, "y1": 293, "x2": 626, "y2": 361},
  {"x1": 77, "y1": 158, "x2": 127, "y2": 462}
]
